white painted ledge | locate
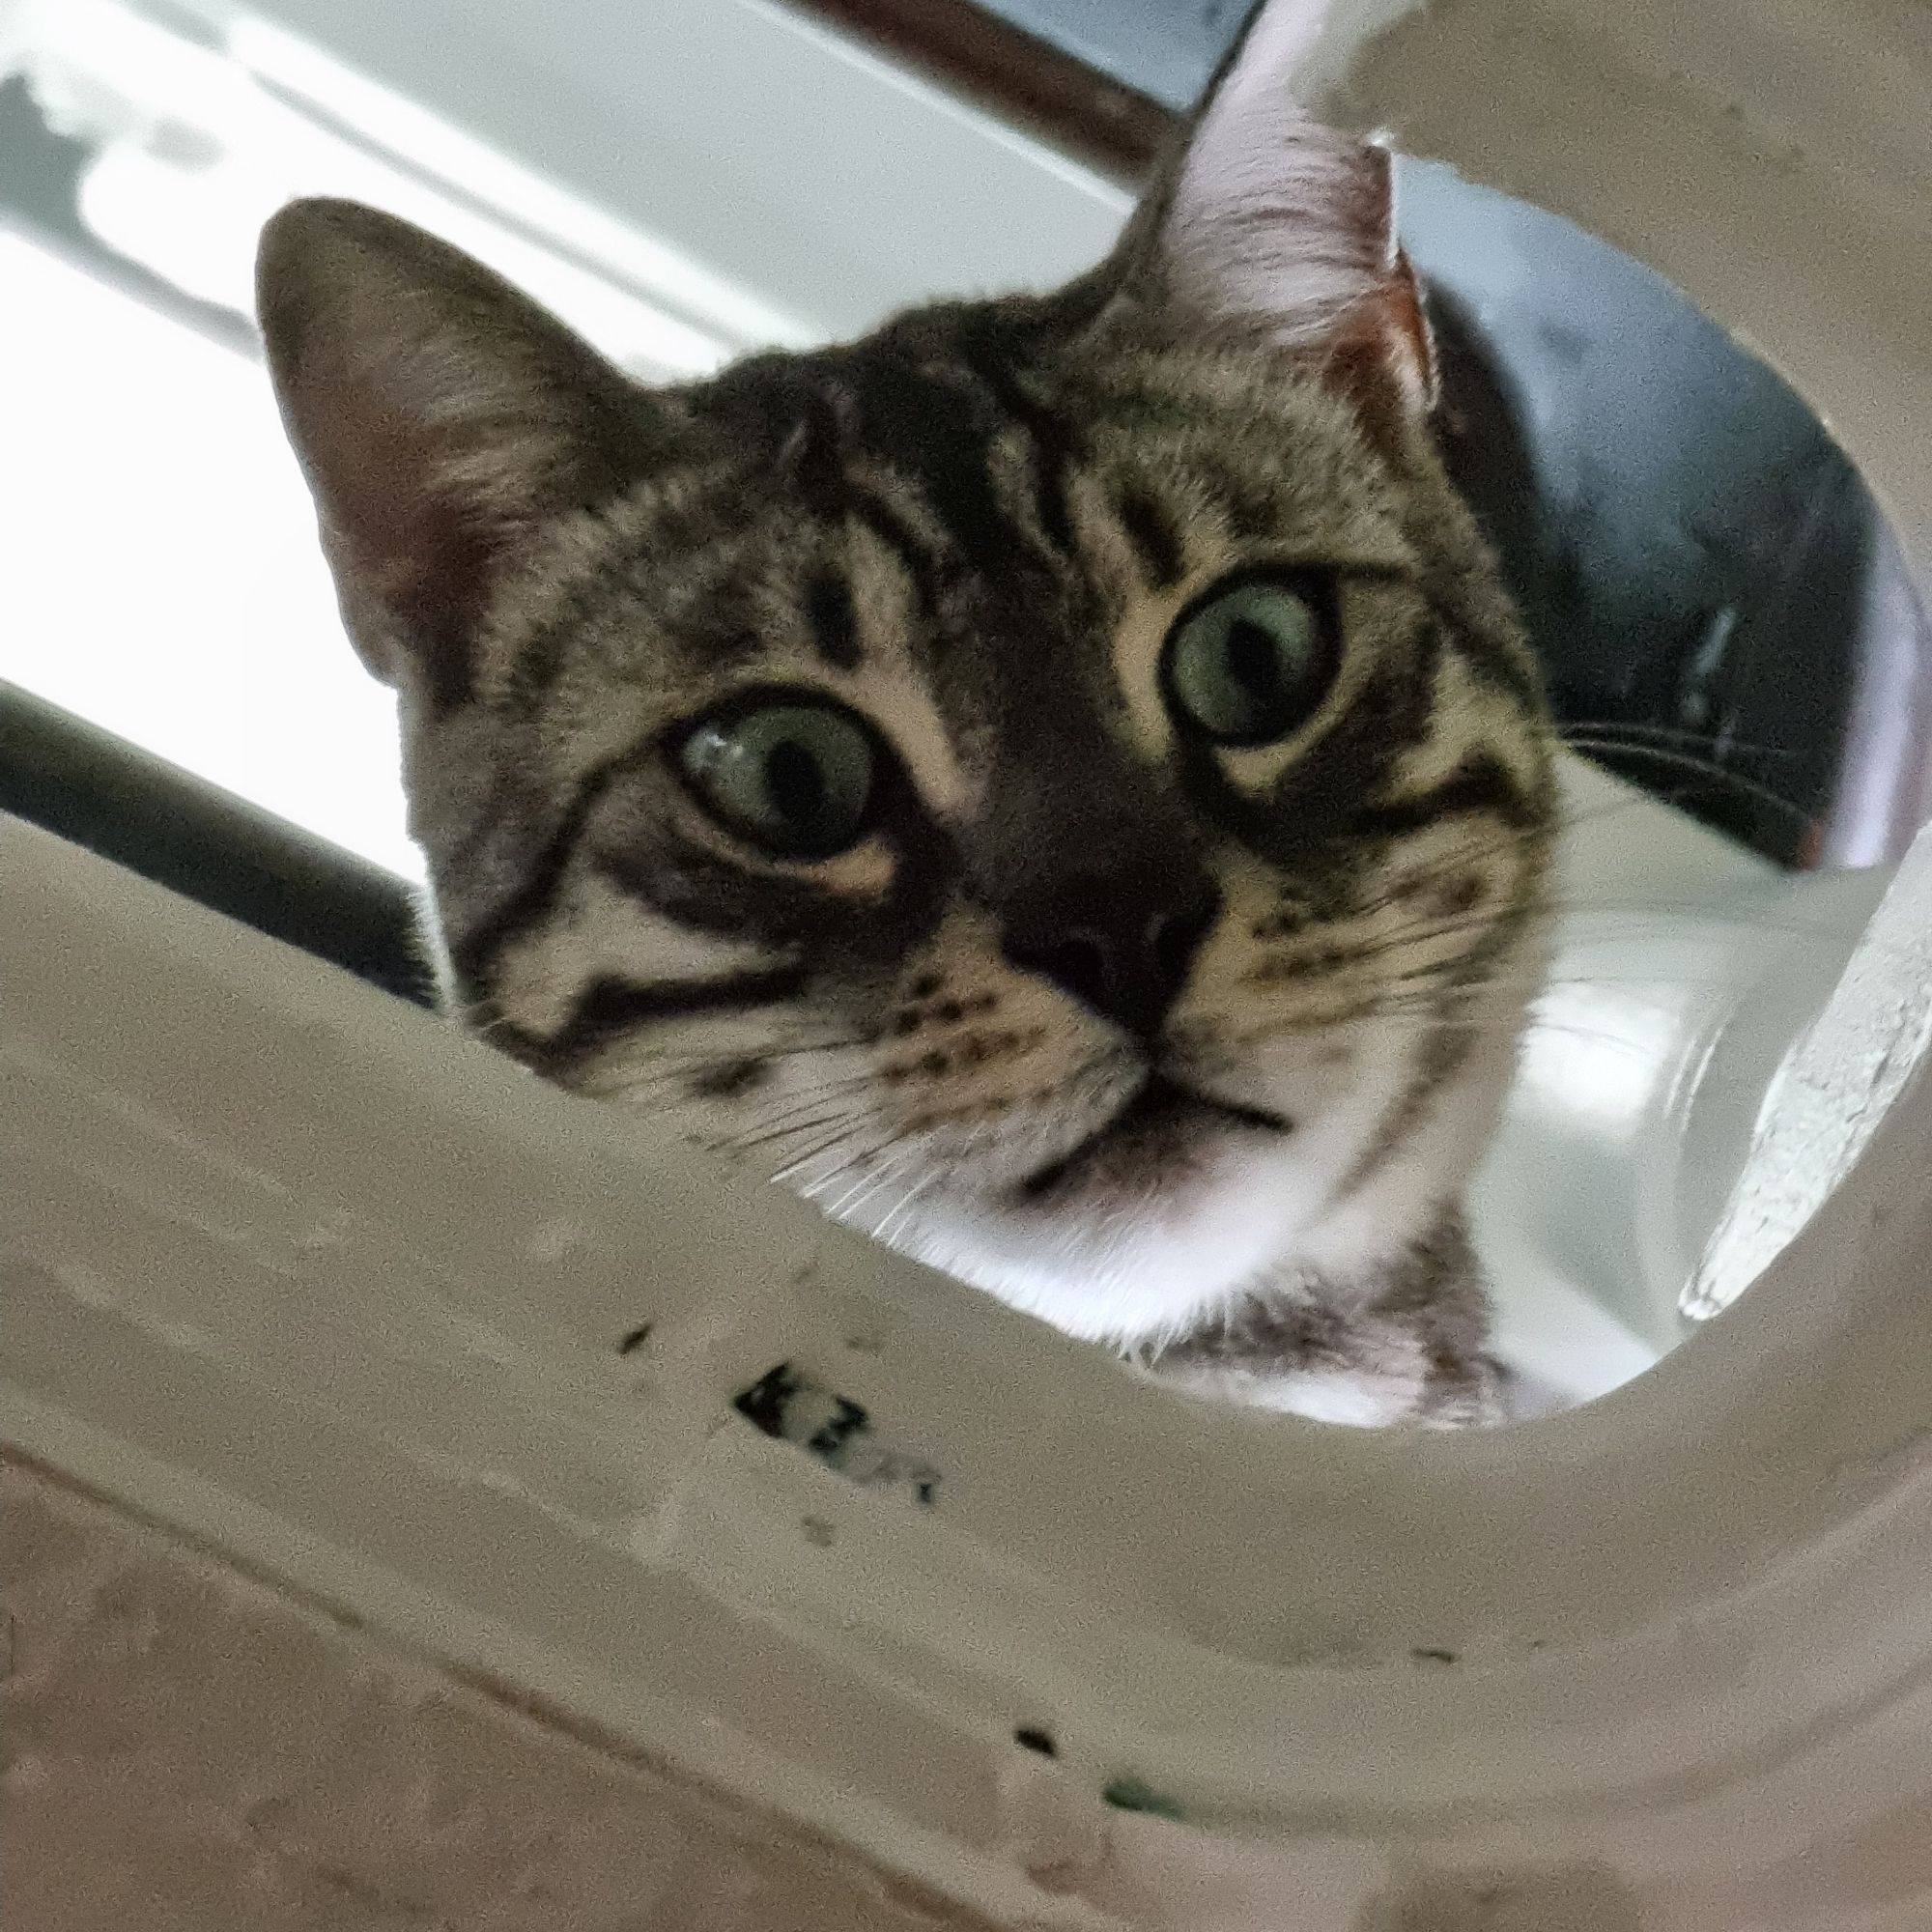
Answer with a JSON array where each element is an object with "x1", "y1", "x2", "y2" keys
[
  {"x1": 8, "y1": 801, "x2": 1932, "y2": 1926},
  {"x1": 1, "y1": 1458, "x2": 992, "y2": 1931}
]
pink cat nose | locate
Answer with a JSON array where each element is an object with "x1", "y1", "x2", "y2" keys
[{"x1": 1000, "y1": 871, "x2": 1222, "y2": 1041}]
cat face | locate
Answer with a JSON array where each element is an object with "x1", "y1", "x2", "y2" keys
[{"x1": 256, "y1": 18, "x2": 1553, "y2": 1349}]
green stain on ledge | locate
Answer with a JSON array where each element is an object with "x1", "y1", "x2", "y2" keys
[{"x1": 1101, "y1": 1776, "x2": 1186, "y2": 1821}]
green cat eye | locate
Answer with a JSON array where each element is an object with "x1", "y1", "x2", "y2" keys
[
  {"x1": 680, "y1": 700, "x2": 877, "y2": 858},
  {"x1": 1160, "y1": 574, "x2": 1337, "y2": 747}
]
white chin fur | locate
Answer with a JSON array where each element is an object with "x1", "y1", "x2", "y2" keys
[{"x1": 831, "y1": 1011, "x2": 1511, "y2": 1349}]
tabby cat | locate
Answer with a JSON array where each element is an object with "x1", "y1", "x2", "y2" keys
[{"x1": 256, "y1": 2, "x2": 1555, "y2": 1426}]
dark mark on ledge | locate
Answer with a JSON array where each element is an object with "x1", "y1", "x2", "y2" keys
[{"x1": 732, "y1": 1361, "x2": 940, "y2": 1507}]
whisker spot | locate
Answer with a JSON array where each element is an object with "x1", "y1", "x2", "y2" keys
[{"x1": 689, "y1": 1057, "x2": 772, "y2": 1100}]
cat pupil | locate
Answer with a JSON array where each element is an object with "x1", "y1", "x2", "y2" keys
[
  {"x1": 1225, "y1": 617, "x2": 1284, "y2": 709},
  {"x1": 767, "y1": 739, "x2": 826, "y2": 828}
]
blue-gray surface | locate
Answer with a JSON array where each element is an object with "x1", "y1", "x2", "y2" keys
[
  {"x1": 1399, "y1": 157, "x2": 1931, "y2": 866},
  {"x1": 969, "y1": 0, "x2": 1253, "y2": 107}
]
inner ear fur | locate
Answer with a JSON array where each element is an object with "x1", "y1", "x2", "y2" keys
[{"x1": 257, "y1": 197, "x2": 679, "y2": 709}]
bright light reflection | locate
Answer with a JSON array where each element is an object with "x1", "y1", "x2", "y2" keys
[
  {"x1": 0, "y1": 234, "x2": 421, "y2": 879},
  {"x1": 26, "y1": 0, "x2": 769, "y2": 381},
  {"x1": 228, "y1": 14, "x2": 814, "y2": 354},
  {"x1": 1518, "y1": 977, "x2": 1686, "y2": 1125},
  {"x1": 5, "y1": 0, "x2": 835, "y2": 881}
]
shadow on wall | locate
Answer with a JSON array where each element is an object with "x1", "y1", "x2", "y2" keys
[{"x1": 1405, "y1": 158, "x2": 1932, "y2": 870}]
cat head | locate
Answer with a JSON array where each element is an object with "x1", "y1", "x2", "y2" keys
[{"x1": 256, "y1": 4, "x2": 1553, "y2": 1347}]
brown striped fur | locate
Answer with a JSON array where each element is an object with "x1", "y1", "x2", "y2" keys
[{"x1": 256, "y1": 5, "x2": 1554, "y2": 1425}]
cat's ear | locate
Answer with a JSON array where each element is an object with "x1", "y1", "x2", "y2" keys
[
  {"x1": 1132, "y1": 0, "x2": 1435, "y2": 437},
  {"x1": 257, "y1": 199, "x2": 668, "y2": 709}
]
